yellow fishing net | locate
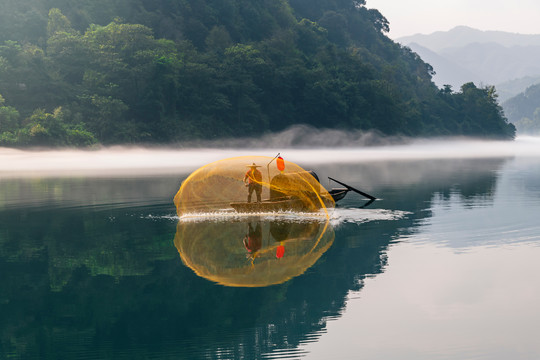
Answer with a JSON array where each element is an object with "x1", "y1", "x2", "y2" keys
[
  {"x1": 174, "y1": 219, "x2": 335, "y2": 287},
  {"x1": 173, "y1": 156, "x2": 335, "y2": 217}
]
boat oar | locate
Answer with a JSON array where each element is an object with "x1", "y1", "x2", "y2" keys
[
  {"x1": 328, "y1": 177, "x2": 376, "y2": 200},
  {"x1": 359, "y1": 198, "x2": 375, "y2": 208}
]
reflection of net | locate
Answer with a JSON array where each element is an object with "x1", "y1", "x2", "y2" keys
[
  {"x1": 174, "y1": 219, "x2": 335, "y2": 287},
  {"x1": 173, "y1": 156, "x2": 335, "y2": 216}
]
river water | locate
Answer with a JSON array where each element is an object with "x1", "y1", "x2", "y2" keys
[{"x1": 1, "y1": 138, "x2": 540, "y2": 359}]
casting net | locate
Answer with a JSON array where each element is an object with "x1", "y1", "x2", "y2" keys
[{"x1": 173, "y1": 156, "x2": 335, "y2": 217}]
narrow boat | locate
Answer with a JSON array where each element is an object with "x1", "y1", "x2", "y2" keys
[
  {"x1": 328, "y1": 188, "x2": 349, "y2": 202},
  {"x1": 229, "y1": 175, "x2": 374, "y2": 213},
  {"x1": 229, "y1": 197, "x2": 306, "y2": 213}
]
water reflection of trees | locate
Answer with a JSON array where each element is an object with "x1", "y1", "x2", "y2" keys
[{"x1": 0, "y1": 158, "x2": 509, "y2": 359}]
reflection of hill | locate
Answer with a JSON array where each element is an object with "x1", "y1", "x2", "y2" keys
[
  {"x1": 0, "y1": 200, "x2": 178, "y2": 358},
  {"x1": 0, "y1": 158, "x2": 509, "y2": 359},
  {"x1": 0, "y1": 175, "x2": 181, "y2": 210}
]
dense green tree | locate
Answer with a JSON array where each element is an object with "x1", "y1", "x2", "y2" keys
[
  {"x1": 0, "y1": 94, "x2": 19, "y2": 133},
  {"x1": 0, "y1": 107, "x2": 96, "y2": 147},
  {"x1": 47, "y1": 7, "x2": 76, "y2": 36}
]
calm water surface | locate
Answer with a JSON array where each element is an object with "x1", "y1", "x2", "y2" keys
[{"x1": 1, "y1": 140, "x2": 540, "y2": 359}]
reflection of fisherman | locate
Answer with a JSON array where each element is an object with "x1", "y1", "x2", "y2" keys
[
  {"x1": 243, "y1": 222, "x2": 262, "y2": 256},
  {"x1": 243, "y1": 163, "x2": 263, "y2": 203}
]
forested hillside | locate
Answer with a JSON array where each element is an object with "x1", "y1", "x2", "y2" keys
[
  {"x1": 0, "y1": 0, "x2": 515, "y2": 147},
  {"x1": 503, "y1": 84, "x2": 540, "y2": 134}
]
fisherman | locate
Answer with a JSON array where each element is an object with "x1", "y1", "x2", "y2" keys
[{"x1": 243, "y1": 162, "x2": 263, "y2": 203}]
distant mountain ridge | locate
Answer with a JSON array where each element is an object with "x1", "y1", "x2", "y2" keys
[
  {"x1": 398, "y1": 26, "x2": 540, "y2": 101},
  {"x1": 399, "y1": 26, "x2": 540, "y2": 53},
  {"x1": 442, "y1": 42, "x2": 540, "y2": 85},
  {"x1": 405, "y1": 42, "x2": 481, "y2": 88}
]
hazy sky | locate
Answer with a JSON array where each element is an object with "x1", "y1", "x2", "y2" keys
[{"x1": 369, "y1": 0, "x2": 540, "y2": 39}]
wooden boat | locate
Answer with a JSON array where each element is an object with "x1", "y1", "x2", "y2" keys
[
  {"x1": 230, "y1": 197, "x2": 306, "y2": 213},
  {"x1": 328, "y1": 177, "x2": 376, "y2": 201},
  {"x1": 229, "y1": 172, "x2": 376, "y2": 213},
  {"x1": 328, "y1": 188, "x2": 349, "y2": 202}
]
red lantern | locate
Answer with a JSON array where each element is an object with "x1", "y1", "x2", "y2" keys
[
  {"x1": 276, "y1": 244, "x2": 285, "y2": 259},
  {"x1": 276, "y1": 156, "x2": 285, "y2": 172}
]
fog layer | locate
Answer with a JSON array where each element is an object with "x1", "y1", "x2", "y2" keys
[{"x1": 1, "y1": 132, "x2": 539, "y2": 178}]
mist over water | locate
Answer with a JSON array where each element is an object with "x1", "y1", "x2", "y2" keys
[{"x1": 1, "y1": 131, "x2": 540, "y2": 178}]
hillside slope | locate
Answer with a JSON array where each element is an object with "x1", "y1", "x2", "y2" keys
[{"x1": 503, "y1": 84, "x2": 540, "y2": 134}]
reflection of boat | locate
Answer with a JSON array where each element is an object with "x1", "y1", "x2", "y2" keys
[{"x1": 174, "y1": 219, "x2": 334, "y2": 287}]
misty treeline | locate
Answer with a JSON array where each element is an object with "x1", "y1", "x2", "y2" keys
[{"x1": 0, "y1": 0, "x2": 515, "y2": 147}]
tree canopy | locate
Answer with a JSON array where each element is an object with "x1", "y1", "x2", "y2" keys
[{"x1": 0, "y1": 0, "x2": 515, "y2": 147}]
